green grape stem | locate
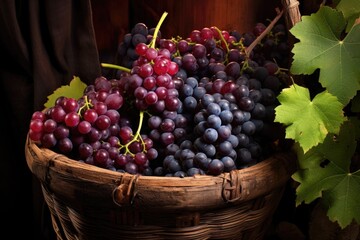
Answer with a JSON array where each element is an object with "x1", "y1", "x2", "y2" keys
[
  {"x1": 100, "y1": 13, "x2": 170, "y2": 158},
  {"x1": 118, "y1": 111, "x2": 146, "y2": 156},
  {"x1": 213, "y1": 26, "x2": 230, "y2": 54},
  {"x1": 149, "y1": 11, "x2": 168, "y2": 49},
  {"x1": 101, "y1": 63, "x2": 131, "y2": 73},
  {"x1": 77, "y1": 95, "x2": 93, "y2": 115}
]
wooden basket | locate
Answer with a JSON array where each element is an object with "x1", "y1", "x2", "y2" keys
[{"x1": 25, "y1": 134, "x2": 296, "y2": 240}]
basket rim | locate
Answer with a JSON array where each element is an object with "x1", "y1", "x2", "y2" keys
[{"x1": 25, "y1": 134, "x2": 297, "y2": 210}]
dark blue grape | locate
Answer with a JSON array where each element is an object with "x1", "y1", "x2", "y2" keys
[
  {"x1": 193, "y1": 152, "x2": 210, "y2": 169},
  {"x1": 217, "y1": 125, "x2": 232, "y2": 140},
  {"x1": 232, "y1": 110, "x2": 246, "y2": 124},
  {"x1": 167, "y1": 159, "x2": 182, "y2": 173},
  {"x1": 179, "y1": 149, "x2": 195, "y2": 161},
  {"x1": 233, "y1": 85, "x2": 249, "y2": 100},
  {"x1": 221, "y1": 156, "x2": 236, "y2": 172},
  {"x1": 183, "y1": 96, "x2": 198, "y2": 112},
  {"x1": 193, "y1": 86, "x2": 206, "y2": 99},
  {"x1": 227, "y1": 134, "x2": 239, "y2": 148},
  {"x1": 194, "y1": 111, "x2": 207, "y2": 124},
  {"x1": 242, "y1": 120, "x2": 256, "y2": 135},
  {"x1": 164, "y1": 136, "x2": 180, "y2": 151},
  {"x1": 251, "y1": 119, "x2": 264, "y2": 132},
  {"x1": 207, "y1": 159, "x2": 224, "y2": 175},
  {"x1": 203, "y1": 128, "x2": 218, "y2": 143},
  {"x1": 162, "y1": 110, "x2": 177, "y2": 120},
  {"x1": 260, "y1": 88, "x2": 276, "y2": 105},
  {"x1": 248, "y1": 142, "x2": 262, "y2": 158},
  {"x1": 219, "y1": 110, "x2": 233, "y2": 124},
  {"x1": 214, "y1": 71, "x2": 227, "y2": 81},
  {"x1": 181, "y1": 84, "x2": 194, "y2": 96},
  {"x1": 218, "y1": 99, "x2": 231, "y2": 110},
  {"x1": 194, "y1": 121, "x2": 207, "y2": 135},
  {"x1": 218, "y1": 141, "x2": 233, "y2": 156},
  {"x1": 179, "y1": 139, "x2": 193, "y2": 149},
  {"x1": 197, "y1": 56, "x2": 210, "y2": 69},
  {"x1": 239, "y1": 97, "x2": 255, "y2": 111},
  {"x1": 252, "y1": 103, "x2": 266, "y2": 119},
  {"x1": 207, "y1": 115, "x2": 222, "y2": 129},
  {"x1": 131, "y1": 22, "x2": 148, "y2": 36},
  {"x1": 232, "y1": 125, "x2": 242, "y2": 135},
  {"x1": 249, "y1": 89, "x2": 262, "y2": 103},
  {"x1": 248, "y1": 78, "x2": 261, "y2": 90},
  {"x1": 173, "y1": 128, "x2": 186, "y2": 141},
  {"x1": 201, "y1": 94, "x2": 215, "y2": 107},
  {"x1": 207, "y1": 102, "x2": 221, "y2": 116},
  {"x1": 237, "y1": 133, "x2": 250, "y2": 147},
  {"x1": 264, "y1": 75, "x2": 281, "y2": 92},
  {"x1": 142, "y1": 167, "x2": 153, "y2": 176},
  {"x1": 223, "y1": 93, "x2": 236, "y2": 104},
  {"x1": 235, "y1": 75, "x2": 249, "y2": 86},
  {"x1": 253, "y1": 66, "x2": 269, "y2": 81},
  {"x1": 237, "y1": 148, "x2": 252, "y2": 164},
  {"x1": 202, "y1": 142, "x2": 216, "y2": 157}
]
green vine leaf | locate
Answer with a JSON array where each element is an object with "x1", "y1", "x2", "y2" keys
[
  {"x1": 274, "y1": 83, "x2": 346, "y2": 152},
  {"x1": 292, "y1": 119, "x2": 360, "y2": 228},
  {"x1": 290, "y1": 6, "x2": 360, "y2": 105},
  {"x1": 336, "y1": 0, "x2": 360, "y2": 32},
  {"x1": 44, "y1": 76, "x2": 87, "y2": 108}
]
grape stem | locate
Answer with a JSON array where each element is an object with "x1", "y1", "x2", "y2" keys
[
  {"x1": 149, "y1": 12, "x2": 168, "y2": 49},
  {"x1": 102, "y1": 12, "x2": 169, "y2": 158},
  {"x1": 119, "y1": 111, "x2": 146, "y2": 156},
  {"x1": 101, "y1": 63, "x2": 131, "y2": 73},
  {"x1": 77, "y1": 95, "x2": 92, "y2": 115},
  {"x1": 245, "y1": 7, "x2": 284, "y2": 58},
  {"x1": 213, "y1": 26, "x2": 230, "y2": 53}
]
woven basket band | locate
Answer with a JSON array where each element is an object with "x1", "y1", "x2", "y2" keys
[
  {"x1": 113, "y1": 174, "x2": 140, "y2": 206},
  {"x1": 222, "y1": 170, "x2": 242, "y2": 203}
]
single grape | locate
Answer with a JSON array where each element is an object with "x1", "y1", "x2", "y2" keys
[{"x1": 207, "y1": 159, "x2": 224, "y2": 175}]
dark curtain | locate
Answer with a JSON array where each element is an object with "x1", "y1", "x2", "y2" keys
[{"x1": 0, "y1": 0, "x2": 101, "y2": 239}]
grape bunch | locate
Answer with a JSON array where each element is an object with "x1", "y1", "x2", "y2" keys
[
  {"x1": 116, "y1": 23, "x2": 161, "y2": 69},
  {"x1": 29, "y1": 19, "x2": 291, "y2": 177}
]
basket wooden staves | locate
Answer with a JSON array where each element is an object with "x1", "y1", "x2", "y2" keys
[{"x1": 25, "y1": 134, "x2": 296, "y2": 240}]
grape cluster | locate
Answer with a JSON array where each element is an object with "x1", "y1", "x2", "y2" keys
[
  {"x1": 116, "y1": 23, "x2": 161, "y2": 69},
  {"x1": 29, "y1": 21, "x2": 290, "y2": 177}
]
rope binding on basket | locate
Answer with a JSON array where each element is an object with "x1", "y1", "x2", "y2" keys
[
  {"x1": 113, "y1": 174, "x2": 139, "y2": 206},
  {"x1": 221, "y1": 170, "x2": 242, "y2": 203}
]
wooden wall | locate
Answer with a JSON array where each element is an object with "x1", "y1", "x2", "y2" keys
[{"x1": 91, "y1": 0, "x2": 283, "y2": 56}]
